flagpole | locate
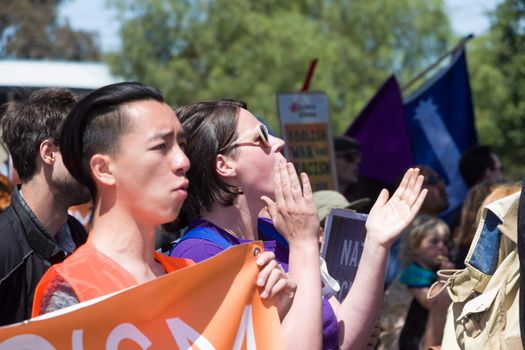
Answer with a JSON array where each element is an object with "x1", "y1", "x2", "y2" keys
[
  {"x1": 302, "y1": 59, "x2": 318, "y2": 91},
  {"x1": 401, "y1": 34, "x2": 474, "y2": 92}
]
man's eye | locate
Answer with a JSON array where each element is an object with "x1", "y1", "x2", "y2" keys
[{"x1": 152, "y1": 143, "x2": 166, "y2": 150}]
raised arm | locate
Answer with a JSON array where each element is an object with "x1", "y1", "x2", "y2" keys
[
  {"x1": 261, "y1": 159, "x2": 323, "y2": 350},
  {"x1": 336, "y1": 168, "x2": 427, "y2": 350}
]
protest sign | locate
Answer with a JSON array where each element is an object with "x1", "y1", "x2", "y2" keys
[
  {"x1": 277, "y1": 92, "x2": 337, "y2": 191},
  {"x1": 0, "y1": 243, "x2": 284, "y2": 350},
  {"x1": 321, "y1": 208, "x2": 368, "y2": 302}
]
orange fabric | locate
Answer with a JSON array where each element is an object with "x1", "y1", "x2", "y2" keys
[
  {"x1": 32, "y1": 238, "x2": 193, "y2": 317},
  {"x1": 4, "y1": 243, "x2": 285, "y2": 349}
]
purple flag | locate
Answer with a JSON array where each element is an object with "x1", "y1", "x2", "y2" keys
[{"x1": 346, "y1": 76, "x2": 414, "y2": 185}]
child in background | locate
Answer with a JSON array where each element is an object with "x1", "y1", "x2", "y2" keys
[
  {"x1": 378, "y1": 215, "x2": 454, "y2": 350},
  {"x1": 398, "y1": 215, "x2": 455, "y2": 350}
]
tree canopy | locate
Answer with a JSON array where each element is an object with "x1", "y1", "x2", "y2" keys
[
  {"x1": 0, "y1": 0, "x2": 100, "y2": 60},
  {"x1": 468, "y1": 0, "x2": 525, "y2": 178},
  {"x1": 108, "y1": 0, "x2": 452, "y2": 131}
]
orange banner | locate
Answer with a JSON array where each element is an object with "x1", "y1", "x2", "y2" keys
[
  {"x1": 0, "y1": 243, "x2": 285, "y2": 350},
  {"x1": 68, "y1": 202, "x2": 93, "y2": 231}
]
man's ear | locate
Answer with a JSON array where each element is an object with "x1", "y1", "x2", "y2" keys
[
  {"x1": 39, "y1": 139, "x2": 58, "y2": 165},
  {"x1": 216, "y1": 153, "x2": 236, "y2": 178},
  {"x1": 90, "y1": 154, "x2": 115, "y2": 186}
]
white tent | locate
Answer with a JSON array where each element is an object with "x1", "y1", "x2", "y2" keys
[
  {"x1": 0, "y1": 59, "x2": 122, "y2": 175},
  {"x1": 0, "y1": 59, "x2": 120, "y2": 89}
]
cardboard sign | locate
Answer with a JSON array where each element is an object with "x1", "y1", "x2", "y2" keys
[
  {"x1": 321, "y1": 208, "x2": 368, "y2": 302},
  {"x1": 277, "y1": 92, "x2": 337, "y2": 191},
  {"x1": 0, "y1": 243, "x2": 285, "y2": 350}
]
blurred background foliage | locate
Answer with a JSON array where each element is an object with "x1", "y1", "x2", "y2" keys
[
  {"x1": 106, "y1": 0, "x2": 452, "y2": 134},
  {"x1": 0, "y1": 0, "x2": 100, "y2": 60}
]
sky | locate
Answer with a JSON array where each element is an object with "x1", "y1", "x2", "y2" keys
[{"x1": 59, "y1": 0, "x2": 503, "y2": 54}]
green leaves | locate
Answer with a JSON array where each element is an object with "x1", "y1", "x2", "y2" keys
[
  {"x1": 0, "y1": 0, "x2": 100, "y2": 60},
  {"x1": 108, "y1": 0, "x2": 452, "y2": 133},
  {"x1": 468, "y1": 0, "x2": 525, "y2": 178}
]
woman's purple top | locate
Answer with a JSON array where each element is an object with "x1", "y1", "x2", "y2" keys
[{"x1": 169, "y1": 218, "x2": 339, "y2": 350}]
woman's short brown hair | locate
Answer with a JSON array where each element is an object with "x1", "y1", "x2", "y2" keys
[{"x1": 175, "y1": 100, "x2": 247, "y2": 224}]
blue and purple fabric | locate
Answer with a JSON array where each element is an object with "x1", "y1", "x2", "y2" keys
[{"x1": 169, "y1": 218, "x2": 339, "y2": 350}]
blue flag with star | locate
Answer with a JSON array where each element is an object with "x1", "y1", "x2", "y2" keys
[{"x1": 404, "y1": 49, "x2": 477, "y2": 212}]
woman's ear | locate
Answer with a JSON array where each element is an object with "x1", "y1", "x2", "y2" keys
[
  {"x1": 90, "y1": 154, "x2": 115, "y2": 186},
  {"x1": 216, "y1": 153, "x2": 236, "y2": 178}
]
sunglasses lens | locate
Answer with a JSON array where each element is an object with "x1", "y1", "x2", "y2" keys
[{"x1": 260, "y1": 125, "x2": 269, "y2": 145}]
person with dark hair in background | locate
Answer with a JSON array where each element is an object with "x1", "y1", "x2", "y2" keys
[
  {"x1": 415, "y1": 166, "x2": 449, "y2": 217},
  {"x1": 169, "y1": 99, "x2": 427, "y2": 350},
  {"x1": 447, "y1": 145, "x2": 505, "y2": 252},
  {"x1": 32, "y1": 83, "x2": 293, "y2": 319},
  {"x1": 333, "y1": 135, "x2": 361, "y2": 195},
  {"x1": 459, "y1": 145, "x2": 504, "y2": 189},
  {"x1": 0, "y1": 88, "x2": 90, "y2": 326}
]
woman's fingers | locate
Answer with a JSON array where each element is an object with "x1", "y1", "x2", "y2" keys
[
  {"x1": 287, "y1": 162, "x2": 302, "y2": 202},
  {"x1": 256, "y1": 252, "x2": 294, "y2": 300},
  {"x1": 260, "y1": 266, "x2": 286, "y2": 298},
  {"x1": 369, "y1": 188, "x2": 389, "y2": 213},
  {"x1": 300, "y1": 172, "x2": 313, "y2": 200},
  {"x1": 391, "y1": 168, "x2": 412, "y2": 200},
  {"x1": 279, "y1": 160, "x2": 294, "y2": 203},
  {"x1": 411, "y1": 188, "x2": 428, "y2": 215},
  {"x1": 256, "y1": 251, "x2": 278, "y2": 289},
  {"x1": 273, "y1": 160, "x2": 285, "y2": 205},
  {"x1": 406, "y1": 174, "x2": 425, "y2": 207},
  {"x1": 403, "y1": 168, "x2": 418, "y2": 200}
]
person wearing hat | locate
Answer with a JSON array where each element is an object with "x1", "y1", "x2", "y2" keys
[
  {"x1": 314, "y1": 190, "x2": 369, "y2": 229},
  {"x1": 333, "y1": 135, "x2": 361, "y2": 198}
]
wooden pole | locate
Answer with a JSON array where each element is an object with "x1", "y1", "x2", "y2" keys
[{"x1": 302, "y1": 59, "x2": 319, "y2": 91}]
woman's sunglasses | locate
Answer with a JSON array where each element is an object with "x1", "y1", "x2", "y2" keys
[{"x1": 220, "y1": 124, "x2": 270, "y2": 152}]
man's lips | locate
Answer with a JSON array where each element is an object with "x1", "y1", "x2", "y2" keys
[{"x1": 174, "y1": 180, "x2": 189, "y2": 192}]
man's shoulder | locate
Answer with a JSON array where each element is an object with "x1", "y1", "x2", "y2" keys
[
  {"x1": 0, "y1": 207, "x2": 30, "y2": 279},
  {"x1": 0, "y1": 206, "x2": 19, "y2": 230},
  {"x1": 0, "y1": 206, "x2": 26, "y2": 247}
]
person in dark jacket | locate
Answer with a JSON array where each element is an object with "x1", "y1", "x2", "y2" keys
[{"x1": 0, "y1": 88, "x2": 90, "y2": 326}]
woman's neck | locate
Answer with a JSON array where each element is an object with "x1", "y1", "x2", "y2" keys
[{"x1": 201, "y1": 195, "x2": 261, "y2": 241}]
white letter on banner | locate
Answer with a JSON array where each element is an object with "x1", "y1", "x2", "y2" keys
[
  {"x1": 72, "y1": 330, "x2": 83, "y2": 350},
  {"x1": 106, "y1": 323, "x2": 152, "y2": 350},
  {"x1": 233, "y1": 305, "x2": 256, "y2": 350},
  {"x1": 165, "y1": 318, "x2": 215, "y2": 349},
  {"x1": 340, "y1": 240, "x2": 352, "y2": 266},
  {"x1": 0, "y1": 334, "x2": 56, "y2": 350},
  {"x1": 413, "y1": 98, "x2": 467, "y2": 208}
]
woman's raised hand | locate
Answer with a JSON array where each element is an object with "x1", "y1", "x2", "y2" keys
[
  {"x1": 365, "y1": 168, "x2": 428, "y2": 248},
  {"x1": 260, "y1": 159, "x2": 320, "y2": 247}
]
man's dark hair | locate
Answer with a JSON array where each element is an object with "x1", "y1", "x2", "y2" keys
[
  {"x1": 459, "y1": 145, "x2": 496, "y2": 188},
  {"x1": 60, "y1": 82, "x2": 164, "y2": 200},
  {"x1": 175, "y1": 100, "x2": 246, "y2": 221},
  {"x1": 333, "y1": 135, "x2": 360, "y2": 156},
  {"x1": 0, "y1": 88, "x2": 78, "y2": 182}
]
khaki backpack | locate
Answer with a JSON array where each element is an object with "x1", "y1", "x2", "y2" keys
[{"x1": 441, "y1": 192, "x2": 521, "y2": 350}]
